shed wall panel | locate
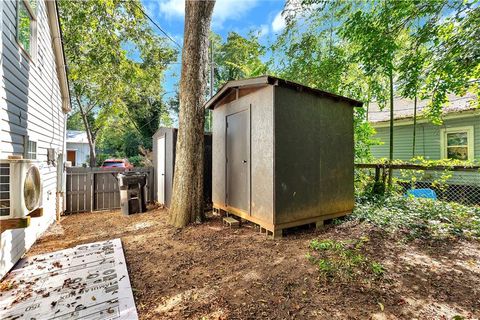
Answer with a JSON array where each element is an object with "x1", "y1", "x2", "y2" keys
[
  {"x1": 152, "y1": 128, "x2": 176, "y2": 208},
  {"x1": 274, "y1": 86, "x2": 354, "y2": 224},
  {"x1": 212, "y1": 85, "x2": 274, "y2": 224}
]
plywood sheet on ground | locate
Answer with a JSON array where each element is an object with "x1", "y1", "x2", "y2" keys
[{"x1": 0, "y1": 238, "x2": 137, "y2": 320}]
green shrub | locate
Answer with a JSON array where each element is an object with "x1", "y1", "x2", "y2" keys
[
  {"x1": 353, "y1": 195, "x2": 480, "y2": 240},
  {"x1": 95, "y1": 153, "x2": 110, "y2": 167},
  {"x1": 128, "y1": 155, "x2": 145, "y2": 167},
  {"x1": 307, "y1": 238, "x2": 386, "y2": 282}
]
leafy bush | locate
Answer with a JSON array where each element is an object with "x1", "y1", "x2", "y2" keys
[
  {"x1": 95, "y1": 153, "x2": 110, "y2": 167},
  {"x1": 307, "y1": 237, "x2": 385, "y2": 282},
  {"x1": 353, "y1": 195, "x2": 480, "y2": 240},
  {"x1": 128, "y1": 155, "x2": 145, "y2": 167}
]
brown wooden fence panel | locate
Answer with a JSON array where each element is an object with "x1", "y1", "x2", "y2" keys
[
  {"x1": 65, "y1": 168, "x2": 91, "y2": 214},
  {"x1": 65, "y1": 167, "x2": 154, "y2": 214},
  {"x1": 94, "y1": 170, "x2": 121, "y2": 211}
]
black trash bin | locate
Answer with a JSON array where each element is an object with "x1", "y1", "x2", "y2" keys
[{"x1": 118, "y1": 172, "x2": 148, "y2": 215}]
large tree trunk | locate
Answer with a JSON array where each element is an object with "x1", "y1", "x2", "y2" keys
[{"x1": 169, "y1": 0, "x2": 215, "y2": 228}]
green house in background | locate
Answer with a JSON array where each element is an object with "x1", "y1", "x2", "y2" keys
[{"x1": 368, "y1": 93, "x2": 479, "y2": 162}]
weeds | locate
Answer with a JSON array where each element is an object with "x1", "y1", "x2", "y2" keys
[
  {"x1": 353, "y1": 195, "x2": 480, "y2": 240},
  {"x1": 370, "y1": 262, "x2": 385, "y2": 276},
  {"x1": 307, "y1": 238, "x2": 386, "y2": 282}
]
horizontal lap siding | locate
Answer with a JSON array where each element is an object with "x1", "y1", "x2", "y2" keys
[
  {"x1": 1, "y1": 0, "x2": 66, "y2": 277},
  {"x1": 370, "y1": 115, "x2": 480, "y2": 161},
  {"x1": 444, "y1": 116, "x2": 480, "y2": 159}
]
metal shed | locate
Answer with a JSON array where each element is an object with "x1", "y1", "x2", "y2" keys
[
  {"x1": 205, "y1": 75, "x2": 362, "y2": 238},
  {"x1": 152, "y1": 127, "x2": 212, "y2": 208}
]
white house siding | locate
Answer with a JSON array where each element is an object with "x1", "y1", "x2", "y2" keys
[
  {"x1": 67, "y1": 142, "x2": 89, "y2": 166},
  {"x1": 0, "y1": 0, "x2": 66, "y2": 277}
]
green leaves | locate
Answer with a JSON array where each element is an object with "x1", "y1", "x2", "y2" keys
[
  {"x1": 212, "y1": 31, "x2": 267, "y2": 89},
  {"x1": 59, "y1": 0, "x2": 176, "y2": 165},
  {"x1": 354, "y1": 195, "x2": 480, "y2": 240},
  {"x1": 307, "y1": 237, "x2": 386, "y2": 282},
  {"x1": 59, "y1": 0, "x2": 176, "y2": 146},
  {"x1": 277, "y1": 0, "x2": 479, "y2": 164}
]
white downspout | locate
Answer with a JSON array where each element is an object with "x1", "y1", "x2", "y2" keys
[{"x1": 46, "y1": 0, "x2": 70, "y2": 220}]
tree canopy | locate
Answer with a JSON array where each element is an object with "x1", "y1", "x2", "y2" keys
[
  {"x1": 271, "y1": 0, "x2": 479, "y2": 163},
  {"x1": 282, "y1": 0, "x2": 479, "y2": 119},
  {"x1": 211, "y1": 31, "x2": 267, "y2": 90},
  {"x1": 60, "y1": 0, "x2": 176, "y2": 166}
]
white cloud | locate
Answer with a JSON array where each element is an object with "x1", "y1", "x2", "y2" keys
[
  {"x1": 157, "y1": 0, "x2": 260, "y2": 27},
  {"x1": 271, "y1": 0, "x2": 312, "y2": 34},
  {"x1": 212, "y1": 0, "x2": 258, "y2": 26},
  {"x1": 158, "y1": 0, "x2": 184, "y2": 19},
  {"x1": 271, "y1": 11, "x2": 286, "y2": 33},
  {"x1": 259, "y1": 24, "x2": 269, "y2": 37}
]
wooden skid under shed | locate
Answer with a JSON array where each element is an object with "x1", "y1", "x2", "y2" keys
[
  {"x1": 214, "y1": 203, "x2": 350, "y2": 239},
  {"x1": 223, "y1": 216, "x2": 240, "y2": 228}
]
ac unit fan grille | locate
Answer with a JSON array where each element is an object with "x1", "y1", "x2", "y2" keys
[
  {"x1": 0, "y1": 163, "x2": 10, "y2": 216},
  {"x1": 24, "y1": 166, "x2": 41, "y2": 211}
]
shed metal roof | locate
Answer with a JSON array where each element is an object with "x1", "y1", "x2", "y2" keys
[{"x1": 204, "y1": 75, "x2": 363, "y2": 109}]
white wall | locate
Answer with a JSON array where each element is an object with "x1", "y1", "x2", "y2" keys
[
  {"x1": 67, "y1": 142, "x2": 89, "y2": 166},
  {"x1": 0, "y1": 0, "x2": 66, "y2": 277}
]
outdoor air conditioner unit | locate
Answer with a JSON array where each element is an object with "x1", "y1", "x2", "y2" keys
[{"x1": 0, "y1": 159, "x2": 43, "y2": 220}]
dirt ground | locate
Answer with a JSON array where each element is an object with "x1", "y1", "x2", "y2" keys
[{"x1": 25, "y1": 208, "x2": 480, "y2": 320}]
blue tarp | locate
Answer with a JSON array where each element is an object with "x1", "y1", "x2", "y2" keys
[{"x1": 406, "y1": 188, "x2": 437, "y2": 200}]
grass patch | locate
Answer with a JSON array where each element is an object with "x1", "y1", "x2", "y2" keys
[
  {"x1": 353, "y1": 195, "x2": 480, "y2": 240},
  {"x1": 307, "y1": 237, "x2": 385, "y2": 282}
]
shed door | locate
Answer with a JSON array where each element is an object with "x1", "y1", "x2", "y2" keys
[
  {"x1": 226, "y1": 110, "x2": 249, "y2": 212},
  {"x1": 67, "y1": 150, "x2": 76, "y2": 166},
  {"x1": 157, "y1": 136, "x2": 166, "y2": 204}
]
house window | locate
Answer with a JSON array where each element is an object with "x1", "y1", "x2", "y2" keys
[
  {"x1": 17, "y1": 0, "x2": 37, "y2": 58},
  {"x1": 440, "y1": 126, "x2": 475, "y2": 161},
  {"x1": 25, "y1": 139, "x2": 37, "y2": 160}
]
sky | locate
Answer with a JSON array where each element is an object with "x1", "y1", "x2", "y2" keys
[{"x1": 140, "y1": 0, "x2": 287, "y2": 99}]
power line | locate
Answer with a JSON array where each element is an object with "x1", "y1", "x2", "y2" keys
[{"x1": 132, "y1": 2, "x2": 182, "y2": 50}]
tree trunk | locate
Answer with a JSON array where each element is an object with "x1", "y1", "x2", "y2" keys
[
  {"x1": 388, "y1": 70, "x2": 394, "y2": 187},
  {"x1": 75, "y1": 94, "x2": 97, "y2": 167},
  {"x1": 412, "y1": 95, "x2": 417, "y2": 158},
  {"x1": 169, "y1": 0, "x2": 215, "y2": 228},
  {"x1": 87, "y1": 135, "x2": 96, "y2": 167},
  {"x1": 81, "y1": 113, "x2": 96, "y2": 167}
]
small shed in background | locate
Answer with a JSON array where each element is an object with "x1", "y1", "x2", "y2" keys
[
  {"x1": 205, "y1": 75, "x2": 362, "y2": 238},
  {"x1": 66, "y1": 130, "x2": 90, "y2": 166},
  {"x1": 152, "y1": 127, "x2": 212, "y2": 208}
]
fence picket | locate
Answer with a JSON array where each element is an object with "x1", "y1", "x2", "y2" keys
[{"x1": 65, "y1": 167, "x2": 153, "y2": 214}]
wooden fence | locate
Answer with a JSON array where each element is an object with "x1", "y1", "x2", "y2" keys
[{"x1": 65, "y1": 167, "x2": 154, "y2": 214}]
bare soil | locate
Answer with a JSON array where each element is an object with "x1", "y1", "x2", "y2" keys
[{"x1": 27, "y1": 208, "x2": 480, "y2": 319}]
